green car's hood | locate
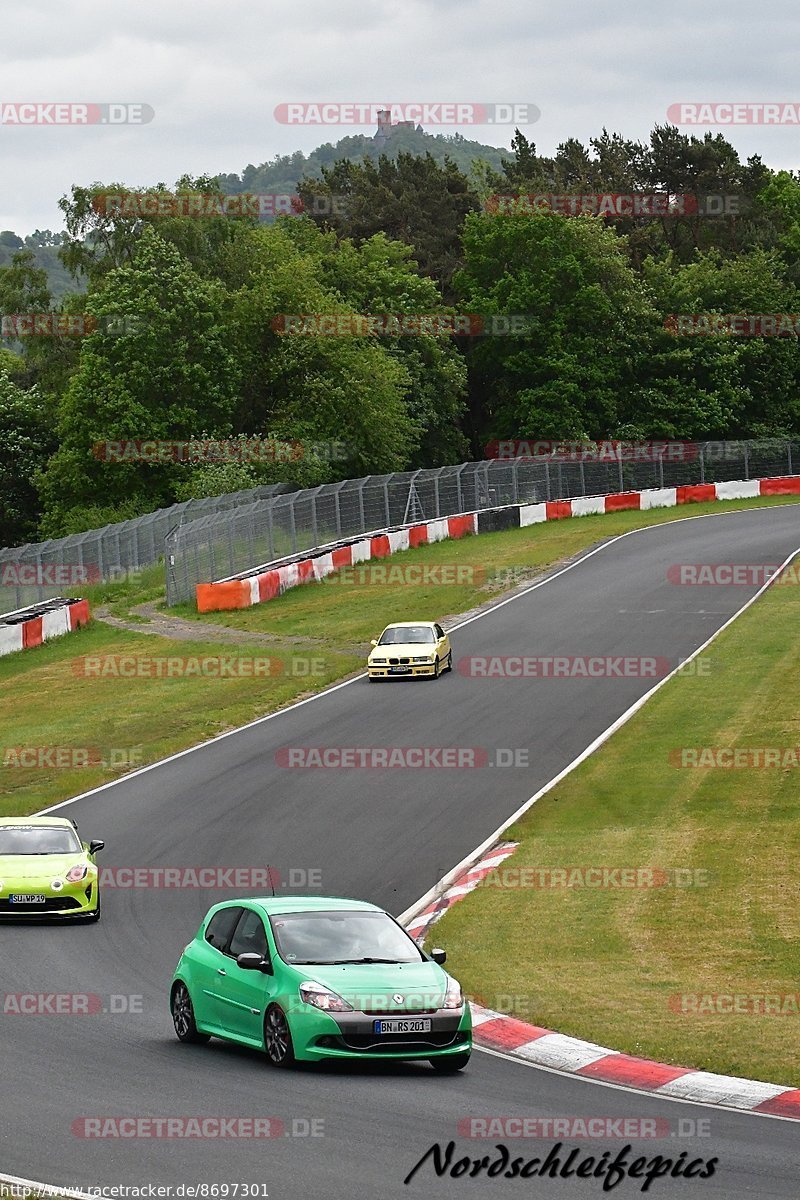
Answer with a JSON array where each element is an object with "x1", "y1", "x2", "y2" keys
[
  {"x1": 0, "y1": 853, "x2": 85, "y2": 882},
  {"x1": 297, "y1": 959, "x2": 449, "y2": 1010}
]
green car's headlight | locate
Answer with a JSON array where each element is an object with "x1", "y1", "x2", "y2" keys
[
  {"x1": 65, "y1": 864, "x2": 89, "y2": 883},
  {"x1": 443, "y1": 976, "x2": 463, "y2": 1010},
  {"x1": 299, "y1": 981, "x2": 354, "y2": 1012}
]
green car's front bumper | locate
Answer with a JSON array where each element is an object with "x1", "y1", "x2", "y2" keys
[
  {"x1": 287, "y1": 1003, "x2": 473, "y2": 1062},
  {"x1": 0, "y1": 877, "x2": 99, "y2": 918}
]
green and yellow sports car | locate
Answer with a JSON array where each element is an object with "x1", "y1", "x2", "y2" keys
[
  {"x1": 367, "y1": 621, "x2": 453, "y2": 680},
  {"x1": 0, "y1": 816, "x2": 104, "y2": 920},
  {"x1": 171, "y1": 896, "x2": 472, "y2": 1070}
]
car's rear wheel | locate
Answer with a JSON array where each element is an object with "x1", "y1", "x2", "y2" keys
[
  {"x1": 430, "y1": 1051, "x2": 470, "y2": 1072},
  {"x1": 264, "y1": 1004, "x2": 295, "y2": 1067},
  {"x1": 171, "y1": 982, "x2": 209, "y2": 1045}
]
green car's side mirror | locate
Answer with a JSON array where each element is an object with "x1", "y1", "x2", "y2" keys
[
  {"x1": 89, "y1": 840, "x2": 105, "y2": 855},
  {"x1": 237, "y1": 952, "x2": 273, "y2": 975},
  {"x1": 430, "y1": 948, "x2": 446, "y2": 965}
]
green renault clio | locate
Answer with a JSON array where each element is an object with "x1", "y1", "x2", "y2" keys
[{"x1": 170, "y1": 896, "x2": 472, "y2": 1070}]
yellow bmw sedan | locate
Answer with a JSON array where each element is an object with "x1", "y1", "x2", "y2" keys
[{"x1": 367, "y1": 621, "x2": 452, "y2": 681}]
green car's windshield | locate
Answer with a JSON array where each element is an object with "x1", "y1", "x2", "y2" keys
[
  {"x1": 379, "y1": 627, "x2": 435, "y2": 645},
  {"x1": 269, "y1": 910, "x2": 424, "y2": 966},
  {"x1": 0, "y1": 826, "x2": 82, "y2": 855}
]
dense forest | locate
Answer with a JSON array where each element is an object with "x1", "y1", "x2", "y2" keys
[{"x1": 2, "y1": 122, "x2": 800, "y2": 548}]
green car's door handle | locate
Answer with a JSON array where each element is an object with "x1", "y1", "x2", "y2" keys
[{"x1": 217, "y1": 968, "x2": 227, "y2": 976}]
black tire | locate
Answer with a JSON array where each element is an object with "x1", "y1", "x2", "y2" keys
[
  {"x1": 430, "y1": 1051, "x2": 470, "y2": 1072},
  {"x1": 431, "y1": 656, "x2": 441, "y2": 679},
  {"x1": 171, "y1": 982, "x2": 209, "y2": 1045},
  {"x1": 446, "y1": 650, "x2": 453, "y2": 672},
  {"x1": 264, "y1": 1003, "x2": 295, "y2": 1067}
]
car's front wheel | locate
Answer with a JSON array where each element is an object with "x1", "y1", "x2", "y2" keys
[
  {"x1": 264, "y1": 1004, "x2": 295, "y2": 1067},
  {"x1": 430, "y1": 1051, "x2": 471, "y2": 1072},
  {"x1": 171, "y1": 982, "x2": 209, "y2": 1045}
]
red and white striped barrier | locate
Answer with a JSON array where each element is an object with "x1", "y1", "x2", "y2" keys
[
  {"x1": 195, "y1": 476, "x2": 800, "y2": 613},
  {"x1": 196, "y1": 513, "x2": 479, "y2": 612},
  {"x1": 0, "y1": 598, "x2": 90, "y2": 659}
]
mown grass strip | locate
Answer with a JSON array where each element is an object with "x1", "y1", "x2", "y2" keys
[{"x1": 433, "y1": 548, "x2": 800, "y2": 1087}]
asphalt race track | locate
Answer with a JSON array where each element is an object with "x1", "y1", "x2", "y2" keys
[{"x1": 2, "y1": 506, "x2": 799, "y2": 1198}]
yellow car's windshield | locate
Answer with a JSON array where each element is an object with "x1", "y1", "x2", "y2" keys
[
  {"x1": 0, "y1": 826, "x2": 82, "y2": 855},
  {"x1": 379, "y1": 627, "x2": 435, "y2": 645}
]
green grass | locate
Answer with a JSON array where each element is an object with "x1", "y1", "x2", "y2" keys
[
  {"x1": 433, "y1": 549, "x2": 800, "y2": 1087},
  {"x1": 0, "y1": 621, "x2": 360, "y2": 816}
]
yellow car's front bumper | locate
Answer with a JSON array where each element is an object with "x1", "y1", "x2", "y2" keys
[
  {"x1": 0, "y1": 877, "x2": 99, "y2": 918},
  {"x1": 368, "y1": 663, "x2": 437, "y2": 679}
]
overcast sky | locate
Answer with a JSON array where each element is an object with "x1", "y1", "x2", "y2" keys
[{"x1": 2, "y1": 0, "x2": 799, "y2": 235}]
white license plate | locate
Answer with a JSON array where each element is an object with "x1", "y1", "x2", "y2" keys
[
  {"x1": 373, "y1": 1018, "x2": 432, "y2": 1034},
  {"x1": 10, "y1": 894, "x2": 46, "y2": 905},
  {"x1": 389, "y1": 666, "x2": 410, "y2": 674}
]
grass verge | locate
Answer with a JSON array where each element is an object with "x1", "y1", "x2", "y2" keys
[{"x1": 432, "y1": 547, "x2": 800, "y2": 1086}]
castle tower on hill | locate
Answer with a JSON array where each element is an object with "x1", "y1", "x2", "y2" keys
[{"x1": 374, "y1": 109, "x2": 422, "y2": 146}]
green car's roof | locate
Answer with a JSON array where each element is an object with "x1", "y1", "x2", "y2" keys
[
  {"x1": 214, "y1": 896, "x2": 384, "y2": 916},
  {"x1": 0, "y1": 815, "x2": 75, "y2": 827}
]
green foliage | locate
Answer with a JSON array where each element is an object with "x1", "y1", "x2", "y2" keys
[
  {"x1": 0, "y1": 371, "x2": 56, "y2": 546},
  {"x1": 456, "y1": 210, "x2": 660, "y2": 442},
  {"x1": 38, "y1": 228, "x2": 241, "y2": 534}
]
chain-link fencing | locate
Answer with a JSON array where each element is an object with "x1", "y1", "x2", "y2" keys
[
  {"x1": 164, "y1": 440, "x2": 800, "y2": 606},
  {"x1": 0, "y1": 483, "x2": 293, "y2": 615}
]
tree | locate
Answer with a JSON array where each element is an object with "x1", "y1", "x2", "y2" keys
[
  {"x1": 38, "y1": 227, "x2": 241, "y2": 534},
  {"x1": 455, "y1": 209, "x2": 661, "y2": 446},
  {"x1": 297, "y1": 152, "x2": 480, "y2": 297},
  {"x1": 0, "y1": 371, "x2": 56, "y2": 546}
]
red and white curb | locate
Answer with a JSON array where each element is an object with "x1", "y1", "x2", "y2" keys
[
  {"x1": 406, "y1": 845, "x2": 800, "y2": 1120},
  {"x1": 0, "y1": 598, "x2": 90, "y2": 659},
  {"x1": 405, "y1": 842, "x2": 518, "y2": 943}
]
